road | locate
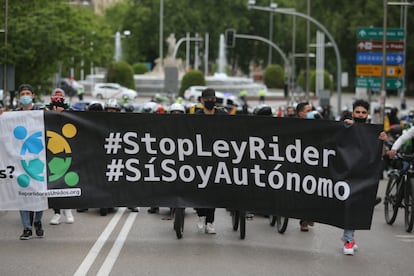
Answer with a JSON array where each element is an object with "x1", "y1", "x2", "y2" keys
[{"x1": 0, "y1": 179, "x2": 414, "y2": 276}]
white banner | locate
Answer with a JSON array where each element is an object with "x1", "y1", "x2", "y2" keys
[{"x1": 0, "y1": 110, "x2": 48, "y2": 211}]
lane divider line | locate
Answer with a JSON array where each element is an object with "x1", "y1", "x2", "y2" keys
[
  {"x1": 96, "y1": 211, "x2": 138, "y2": 276},
  {"x1": 73, "y1": 207, "x2": 126, "y2": 276}
]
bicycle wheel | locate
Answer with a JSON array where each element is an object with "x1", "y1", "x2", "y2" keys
[
  {"x1": 173, "y1": 208, "x2": 185, "y2": 239},
  {"x1": 231, "y1": 210, "x2": 239, "y2": 231},
  {"x1": 239, "y1": 211, "x2": 246, "y2": 239},
  {"x1": 404, "y1": 180, "x2": 414, "y2": 233},
  {"x1": 269, "y1": 215, "x2": 277, "y2": 227},
  {"x1": 276, "y1": 216, "x2": 289, "y2": 234},
  {"x1": 384, "y1": 173, "x2": 400, "y2": 225}
]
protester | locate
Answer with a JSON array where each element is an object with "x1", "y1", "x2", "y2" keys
[
  {"x1": 48, "y1": 88, "x2": 75, "y2": 225},
  {"x1": 13, "y1": 84, "x2": 47, "y2": 240},
  {"x1": 286, "y1": 106, "x2": 296, "y2": 117},
  {"x1": 295, "y1": 102, "x2": 315, "y2": 232},
  {"x1": 342, "y1": 99, "x2": 387, "y2": 255},
  {"x1": 194, "y1": 88, "x2": 227, "y2": 234}
]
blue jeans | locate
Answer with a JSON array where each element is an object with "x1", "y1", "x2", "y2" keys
[
  {"x1": 19, "y1": 210, "x2": 43, "y2": 229},
  {"x1": 342, "y1": 229, "x2": 355, "y2": 242}
]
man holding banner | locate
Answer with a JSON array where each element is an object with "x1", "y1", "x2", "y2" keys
[{"x1": 195, "y1": 88, "x2": 227, "y2": 234}]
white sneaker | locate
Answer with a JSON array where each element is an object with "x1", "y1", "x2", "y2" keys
[
  {"x1": 197, "y1": 216, "x2": 205, "y2": 231},
  {"x1": 64, "y1": 209, "x2": 74, "y2": 224},
  {"x1": 50, "y1": 214, "x2": 61, "y2": 225},
  {"x1": 205, "y1": 223, "x2": 216, "y2": 234}
]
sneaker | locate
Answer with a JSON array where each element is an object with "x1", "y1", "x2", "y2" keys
[
  {"x1": 147, "y1": 207, "x2": 159, "y2": 214},
  {"x1": 375, "y1": 197, "x2": 382, "y2": 206},
  {"x1": 343, "y1": 240, "x2": 358, "y2": 255},
  {"x1": 197, "y1": 216, "x2": 205, "y2": 231},
  {"x1": 20, "y1": 228, "x2": 32, "y2": 240},
  {"x1": 50, "y1": 213, "x2": 61, "y2": 225},
  {"x1": 205, "y1": 223, "x2": 216, "y2": 234},
  {"x1": 64, "y1": 209, "x2": 74, "y2": 224},
  {"x1": 300, "y1": 221, "x2": 309, "y2": 232},
  {"x1": 34, "y1": 221, "x2": 44, "y2": 237},
  {"x1": 128, "y1": 207, "x2": 140, "y2": 212},
  {"x1": 100, "y1": 208, "x2": 109, "y2": 216}
]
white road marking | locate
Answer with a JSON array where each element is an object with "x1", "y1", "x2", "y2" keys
[
  {"x1": 96, "y1": 211, "x2": 138, "y2": 276},
  {"x1": 73, "y1": 207, "x2": 126, "y2": 276}
]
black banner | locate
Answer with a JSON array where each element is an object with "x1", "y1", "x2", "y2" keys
[{"x1": 45, "y1": 112, "x2": 383, "y2": 229}]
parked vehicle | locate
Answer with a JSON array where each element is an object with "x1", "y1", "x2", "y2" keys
[
  {"x1": 183, "y1": 86, "x2": 208, "y2": 101},
  {"x1": 92, "y1": 83, "x2": 138, "y2": 100}
]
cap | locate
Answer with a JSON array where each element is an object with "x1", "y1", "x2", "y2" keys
[
  {"x1": 52, "y1": 88, "x2": 65, "y2": 97},
  {"x1": 18, "y1": 84, "x2": 34, "y2": 94},
  {"x1": 201, "y1": 88, "x2": 215, "y2": 99}
]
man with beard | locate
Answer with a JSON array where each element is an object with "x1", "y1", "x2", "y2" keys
[{"x1": 342, "y1": 99, "x2": 386, "y2": 255}]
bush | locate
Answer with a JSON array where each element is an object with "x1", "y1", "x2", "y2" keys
[
  {"x1": 263, "y1": 64, "x2": 285, "y2": 88},
  {"x1": 132, "y1": 63, "x2": 150, "y2": 74},
  {"x1": 179, "y1": 70, "x2": 206, "y2": 97},
  {"x1": 106, "y1": 61, "x2": 135, "y2": 89},
  {"x1": 296, "y1": 70, "x2": 333, "y2": 93}
]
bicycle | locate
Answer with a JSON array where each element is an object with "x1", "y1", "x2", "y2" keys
[
  {"x1": 268, "y1": 215, "x2": 289, "y2": 234},
  {"x1": 230, "y1": 210, "x2": 246, "y2": 239},
  {"x1": 384, "y1": 153, "x2": 414, "y2": 232}
]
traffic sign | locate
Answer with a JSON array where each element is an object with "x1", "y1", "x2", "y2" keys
[
  {"x1": 356, "y1": 40, "x2": 404, "y2": 52},
  {"x1": 356, "y1": 52, "x2": 404, "y2": 65},
  {"x1": 356, "y1": 77, "x2": 404, "y2": 90},
  {"x1": 356, "y1": 65, "x2": 404, "y2": 78},
  {"x1": 357, "y1": 27, "x2": 404, "y2": 40}
]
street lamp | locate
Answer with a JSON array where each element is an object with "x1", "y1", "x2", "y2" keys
[
  {"x1": 247, "y1": 0, "x2": 343, "y2": 116},
  {"x1": 268, "y1": 2, "x2": 277, "y2": 65}
]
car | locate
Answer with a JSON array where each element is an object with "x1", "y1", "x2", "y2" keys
[
  {"x1": 183, "y1": 86, "x2": 208, "y2": 101},
  {"x1": 92, "y1": 83, "x2": 138, "y2": 100}
]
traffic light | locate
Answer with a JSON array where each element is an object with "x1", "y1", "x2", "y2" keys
[{"x1": 225, "y1": 29, "x2": 236, "y2": 48}]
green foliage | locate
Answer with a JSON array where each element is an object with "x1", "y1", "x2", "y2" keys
[
  {"x1": 263, "y1": 64, "x2": 285, "y2": 89},
  {"x1": 296, "y1": 70, "x2": 333, "y2": 92},
  {"x1": 0, "y1": 0, "x2": 113, "y2": 92},
  {"x1": 132, "y1": 63, "x2": 150, "y2": 74},
  {"x1": 2, "y1": 0, "x2": 413, "y2": 93},
  {"x1": 179, "y1": 70, "x2": 206, "y2": 97},
  {"x1": 106, "y1": 61, "x2": 135, "y2": 89}
]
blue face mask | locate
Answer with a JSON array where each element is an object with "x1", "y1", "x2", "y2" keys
[
  {"x1": 20, "y1": 95, "x2": 33, "y2": 106},
  {"x1": 306, "y1": 112, "x2": 315, "y2": 119}
]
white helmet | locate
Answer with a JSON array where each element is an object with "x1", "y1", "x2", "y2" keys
[
  {"x1": 169, "y1": 103, "x2": 185, "y2": 114},
  {"x1": 105, "y1": 98, "x2": 121, "y2": 111}
]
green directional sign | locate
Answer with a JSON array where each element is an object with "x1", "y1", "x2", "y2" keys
[
  {"x1": 356, "y1": 77, "x2": 404, "y2": 90},
  {"x1": 357, "y1": 27, "x2": 404, "y2": 40}
]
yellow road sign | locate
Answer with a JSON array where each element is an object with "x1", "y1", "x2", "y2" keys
[{"x1": 356, "y1": 65, "x2": 404, "y2": 78}]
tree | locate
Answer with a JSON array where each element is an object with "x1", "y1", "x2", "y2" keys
[
  {"x1": 106, "y1": 61, "x2": 135, "y2": 89},
  {"x1": 0, "y1": 0, "x2": 113, "y2": 93},
  {"x1": 179, "y1": 70, "x2": 205, "y2": 97},
  {"x1": 263, "y1": 64, "x2": 285, "y2": 89}
]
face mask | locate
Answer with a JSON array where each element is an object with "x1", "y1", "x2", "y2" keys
[
  {"x1": 204, "y1": 101, "x2": 215, "y2": 110},
  {"x1": 20, "y1": 95, "x2": 33, "y2": 106},
  {"x1": 353, "y1": 117, "x2": 367, "y2": 123}
]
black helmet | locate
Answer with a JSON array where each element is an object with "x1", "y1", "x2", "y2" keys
[
  {"x1": 88, "y1": 101, "x2": 104, "y2": 112},
  {"x1": 253, "y1": 104, "x2": 272, "y2": 116}
]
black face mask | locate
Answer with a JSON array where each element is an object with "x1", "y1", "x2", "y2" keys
[
  {"x1": 204, "y1": 101, "x2": 215, "y2": 110},
  {"x1": 353, "y1": 117, "x2": 367, "y2": 123}
]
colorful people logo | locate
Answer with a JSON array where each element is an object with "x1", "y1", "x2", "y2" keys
[
  {"x1": 14, "y1": 126, "x2": 45, "y2": 188},
  {"x1": 47, "y1": 123, "x2": 79, "y2": 187}
]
